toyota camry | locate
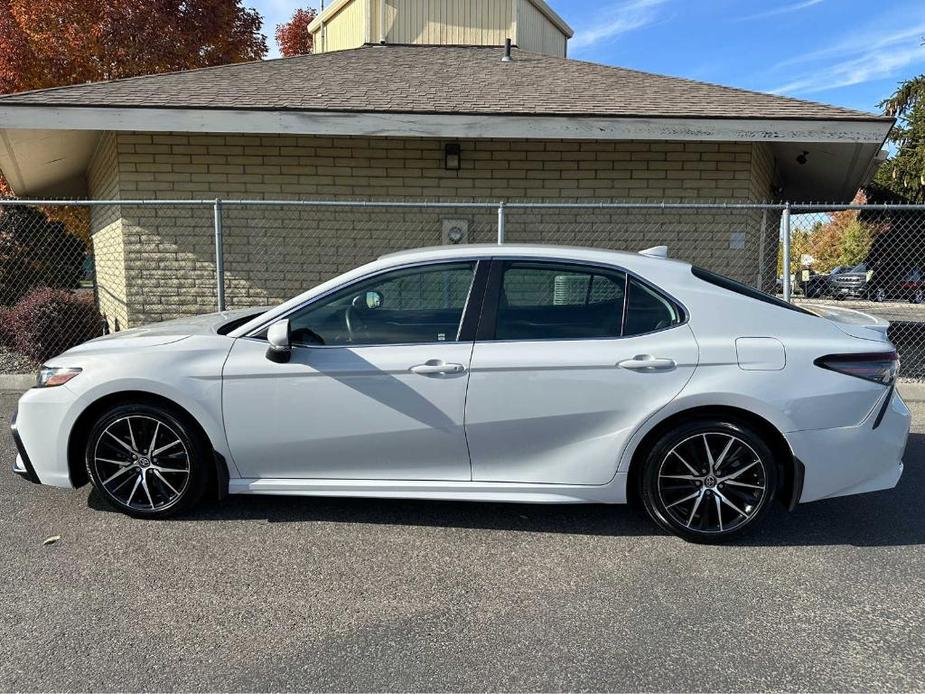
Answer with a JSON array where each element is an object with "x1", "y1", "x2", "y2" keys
[{"x1": 11, "y1": 245, "x2": 909, "y2": 542}]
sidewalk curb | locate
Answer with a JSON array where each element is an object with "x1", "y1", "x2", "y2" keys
[
  {"x1": 898, "y1": 382, "x2": 925, "y2": 403},
  {"x1": 0, "y1": 374, "x2": 34, "y2": 392}
]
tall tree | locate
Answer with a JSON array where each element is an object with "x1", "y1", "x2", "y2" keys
[
  {"x1": 874, "y1": 40, "x2": 925, "y2": 202},
  {"x1": 0, "y1": 0, "x2": 268, "y2": 94},
  {"x1": 276, "y1": 7, "x2": 318, "y2": 57}
]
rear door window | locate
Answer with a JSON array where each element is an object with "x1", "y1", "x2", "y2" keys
[{"x1": 495, "y1": 262, "x2": 627, "y2": 340}]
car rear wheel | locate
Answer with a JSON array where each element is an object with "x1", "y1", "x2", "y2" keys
[
  {"x1": 85, "y1": 403, "x2": 208, "y2": 518},
  {"x1": 638, "y1": 420, "x2": 778, "y2": 543}
]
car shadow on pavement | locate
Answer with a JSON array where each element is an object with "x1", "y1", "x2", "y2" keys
[{"x1": 87, "y1": 434, "x2": 925, "y2": 547}]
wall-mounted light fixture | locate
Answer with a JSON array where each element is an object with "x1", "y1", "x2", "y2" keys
[{"x1": 444, "y1": 143, "x2": 461, "y2": 171}]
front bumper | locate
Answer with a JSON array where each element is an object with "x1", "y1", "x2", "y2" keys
[
  {"x1": 10, "y1": 410, "x2": 40, "y2": 484},
  {"x1": 11, "y1": 384, "x2": 81, "y2": 488},
  {"x1": 789, "y1": 387, "x2": 910, "y2": 503},
  {"x1": 833, "y1": 285, "x2": 867, "y2": 298}
]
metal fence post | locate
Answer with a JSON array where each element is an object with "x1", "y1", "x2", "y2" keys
[
  {"x1": 497, "y1": 201, "x2": 506, "y2": 244},
  {"x1": 213, "y1": 199, "x2": 226, "y2": 311},
  {"x1": 782, "y1": 202, "x2": 792, "y2": 303}
]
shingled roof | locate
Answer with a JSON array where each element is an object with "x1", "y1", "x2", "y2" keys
[{"x1": 0, "y1": 45, "x2": 885, "y2": 122}]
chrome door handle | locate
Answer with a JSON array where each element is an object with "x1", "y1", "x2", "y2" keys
[
  {"x1": 618, "y1": 355, "x2": 677, "y2": 371},
  {"x1": 410, "y1": 360, "x2": 465, "y2": 375}
]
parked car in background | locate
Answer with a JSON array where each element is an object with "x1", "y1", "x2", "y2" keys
[
  {"x1": 830, "y1": 263, "x2": 870, "y2": 299},
  {"x1": 12, "y1": 245, "x2": 908, "y2": 543},
  {"x1": 867, "y1": 267, "x2": 925, "y2": 303},
  {"x1": 901, "y1": 269, "x2": 925, "y2": 303},
  {"x1": 799, "y1": 265, "x2": 849, "y2": 298}
]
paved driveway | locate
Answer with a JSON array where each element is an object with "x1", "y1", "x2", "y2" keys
[{"x1": 2, "y1": 390, "x2": 924, "y2": 692}]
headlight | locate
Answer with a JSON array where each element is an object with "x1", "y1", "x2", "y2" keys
[{"x1": 35, "y1": 366, "x2": 82, "y2": 388}]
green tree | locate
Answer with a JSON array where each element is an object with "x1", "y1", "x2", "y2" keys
[
  {"x1": 778, "y1": 226, "x2": 812, "y2": 277},
  {"x1": 875, "y1": 42, "x2": 925, "y2": 202},
  {"x1": 837, "y1": 219, "x2": 873, "y2": 268},
  {"x1": 0, "y1": 205, "x2": 85, "y2": 305}
]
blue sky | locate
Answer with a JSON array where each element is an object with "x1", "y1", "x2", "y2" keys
[{"x1": 252, "y1": 0, "x2": 925, "y2": 114}]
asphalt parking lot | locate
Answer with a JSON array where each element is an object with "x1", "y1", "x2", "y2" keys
[{"x1": 2, "y1": 391, "x2": 925, "y2": 692}]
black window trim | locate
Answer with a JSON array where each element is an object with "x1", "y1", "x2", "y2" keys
[
  {"x1": 476, "y1": 257, "x2": 688, "y2": 343},
  {"x1": 691, "y1": 266, "x2": 813, "y2": 316},
  {"x1": 243, "y1": 257, "x2": 489, "y2": 349}
]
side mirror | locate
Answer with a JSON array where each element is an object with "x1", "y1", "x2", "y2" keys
[{"x1": 266, "y1": 319, "x2": 292, "y2": 363}]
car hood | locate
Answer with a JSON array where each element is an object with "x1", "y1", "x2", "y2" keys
[{"x1": 66, "y1": 307, "x2": 268, "y2": 353}]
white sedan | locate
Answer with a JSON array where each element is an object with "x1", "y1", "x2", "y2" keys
[{"x1": 11, "y1": 245, "x2": 909, "y2": 542}]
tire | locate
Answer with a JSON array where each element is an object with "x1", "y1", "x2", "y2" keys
[
  {"x1": 872, "y1": 288, "x2": 886, "y2": 302},
  {"x1": 85, "y1": 403, "x2": 209, "y2": 519},
  {"x1": 638, "y1": 420, "x2": 778, "y2": 543}
]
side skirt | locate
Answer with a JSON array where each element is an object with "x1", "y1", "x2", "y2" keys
[{"x1": 228, "y1": 475, "x2": 628, "y2": 505}]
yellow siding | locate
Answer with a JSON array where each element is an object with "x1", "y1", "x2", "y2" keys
[
  {"x1": 378, "y1": 0, "x2": 512, "y2": 45},
  {"x1": 313, "y1": 0, "x2": 568, "y2": 55},
  {"x1": 311, "y1": 0, "x2": 368, "y2": 53},
  {"x1": 514, "y1": 0, "x2": 566, "y2": 57}
]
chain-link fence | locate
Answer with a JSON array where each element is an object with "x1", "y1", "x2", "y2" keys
[
  {"x1": 786, "y1": 203, "x2": 925, "y2": 381},
  {"x1": 1, "y1": 197, "x2": 925, "y2": 379}
]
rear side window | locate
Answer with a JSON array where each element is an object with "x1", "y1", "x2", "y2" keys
[
  {"x1": 624, "y1": 278, "x2": 682, "y2": 336},
  {"x1": 691, "y1": 266, "x2": 812, "y2": 315},
  {"x1": 490, "y1": 261, "x2": 682, "y2": 340},
  {"x1": 496, "y1": 262, "x2": 627, "y2": 340}
]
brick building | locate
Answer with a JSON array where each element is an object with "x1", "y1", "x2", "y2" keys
[{"x1": 0, "y1": 0, "x2": 893, "y2": 329}]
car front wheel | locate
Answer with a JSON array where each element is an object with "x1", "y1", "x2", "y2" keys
[
  {"x1": 638, "y1": 420, "x2": 777, "y2": 543},
  {"x1": 85, "y1": 403, "x2": 208, "y2": 518}
]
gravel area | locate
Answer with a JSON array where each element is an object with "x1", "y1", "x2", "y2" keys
[
  {"x1": 0, "y1": 345, "x2": 37, "y2": 374},
  {"x1": 2, "y1": 392, "x2": 925, "y2": 692}
]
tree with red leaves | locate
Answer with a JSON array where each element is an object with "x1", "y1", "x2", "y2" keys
[
  {"x1": 0, "y1": 0, "x2": 268, "y2": 94},
  {"x1": 0, "y1": 0, "x2": 268, "y2": 245},
  {"x1": 275, "y1": 7, "x2": 318, "y2": 57}
]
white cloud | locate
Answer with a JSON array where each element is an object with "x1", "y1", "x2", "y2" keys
[
  {"x1": 731, "y1": 0, "x2": 823, "y2": 23},
  {"x1": 570, "y1": 0, "x2": 670, "y2": 50},
  {"x1": 768, "y1": 21, "x2": 925, "y2": 95}
]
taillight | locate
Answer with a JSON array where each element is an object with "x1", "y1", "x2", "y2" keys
[{"x1": 814, "y1": 351, "x2": 898, "y2": 385}]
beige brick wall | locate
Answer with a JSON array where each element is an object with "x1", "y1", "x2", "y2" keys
[
  {"x1": 90, "y1": 132, "x2": 778, "y2": 326},
  {"x1": 88, "y1": 132, "x2": 130, "y2": 331}
]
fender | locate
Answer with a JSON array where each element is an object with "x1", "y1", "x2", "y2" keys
[{"x1": 616, "y1": 389, "x2": 798, "y2": 475}]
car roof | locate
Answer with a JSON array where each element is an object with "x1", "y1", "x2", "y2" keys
[{"x1": 377, "y1": 243, "x2": 691, "y2": 271}]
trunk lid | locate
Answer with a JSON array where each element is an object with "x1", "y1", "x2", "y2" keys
[{"x1": 803, "y1": 303, "x2": 890, "y2": 342}]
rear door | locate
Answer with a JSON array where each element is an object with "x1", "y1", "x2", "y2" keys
[{"x1": 464, "y1": 259, "x2": 699, "y2": 485}]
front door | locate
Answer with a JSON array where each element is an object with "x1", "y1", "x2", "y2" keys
[
  {"x1": 464, "y1": 260, "x2": 699, "y2": 485},
  {"x1": 222, "y1": 261, "x2": 481, "y2": 480}
]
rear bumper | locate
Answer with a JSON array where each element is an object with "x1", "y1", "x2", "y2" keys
[{"x1": 789, "y1": 387, "x2": 909, "y2": 503}]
